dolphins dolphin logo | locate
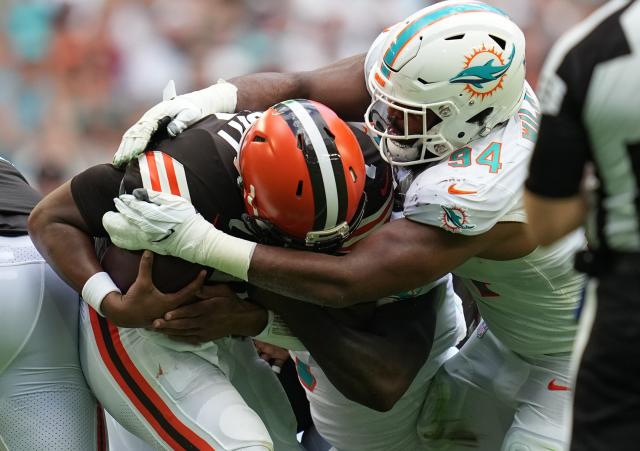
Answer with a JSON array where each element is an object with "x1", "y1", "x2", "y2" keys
[
  {"x1": 441, "y1": 206, "x2": 475, "y2": 232},
  {"x1": 444, "y1": 206, "x2": 465, "y2": 228},
  {"x1": 449, "y1": 46, "x2": 515, "y2": 89}
]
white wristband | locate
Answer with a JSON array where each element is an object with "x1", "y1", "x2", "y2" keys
[
  {"x1": 81, "y1": 272, "x2": 120, "y2": 317},
  {"x1": 200, "y1": 226, "x2": 256, "y2": 281},
  {"x1": 160, "y1": 213, "x2": 256, "y2": 281}
]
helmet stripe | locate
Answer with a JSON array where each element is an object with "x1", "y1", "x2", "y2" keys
[
  {"x1": 382, "y1": 2, "x2": 508, "y2": 73},
  {"x1": 274, "y1": 102, "x2": 328, "y2": 230},
  {"x1": 274, "y1": 100, "x2": 348, "y2": 231},
  {"x1": 302, "y1": 102, "x2": 349, "y2": 227}
]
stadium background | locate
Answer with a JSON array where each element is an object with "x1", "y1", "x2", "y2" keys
[{"x1": 0, "y1": 0, "x2": 602, "y2": 193}]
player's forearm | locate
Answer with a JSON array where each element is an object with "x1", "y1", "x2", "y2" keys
[
  {"x1": 29, "y1": 209, "x2": 102, "y2": 294},
  {"x1": 524, "y1": 191, "x2": 587, "y2": 246},
  {"x1": 248, "y1": 245, "x2": 369, "y2": 307},
  {"x1": 28, "y1": 183, "x2": 103, "y2": 293},
  {"x1": 247, "y1": 223, "x2": 445, "y2": 307},
  {"x1": 231, "y1": 72, "x2": 307, "y2": 113},
  {"x1": 230, "y1": 54, "x2": 369, "y2": 121}
]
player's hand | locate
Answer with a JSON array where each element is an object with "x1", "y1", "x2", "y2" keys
[
  {"x1": 112, "y1": 189, "x2": 198, "y2": 240},
  {"x1": 113, "y1": 80, "x2": 203, "y2": 167},
  {"x1": 101, "y1": 251, "x2": 206, "y2": 328},
  {"x1": 151, "y1": 284, "x2": 268, "y2": 342},
  {"x1": 103, "y1": 188, "x2": 209, "y2": 256},
  {"x1": 113, "y1": 79, "x2": 238, "y2": 166},
  {"x1": 101, "y1": 209, "x2": 170, "y2": 256},
  {"x1": 103, "y1": 188, "x2": 256, "y2": 281}
]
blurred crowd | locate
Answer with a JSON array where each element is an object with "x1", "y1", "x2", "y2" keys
[{"x1": 0, "y1": 0, "x2": 603, "y2": 193}]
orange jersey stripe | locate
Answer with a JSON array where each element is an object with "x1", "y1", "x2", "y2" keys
[
  {"x1": 162, "y1": 152, "x2": 182, "y2": 195},
  {"x1": 145, "y1": 152, "x2": 162, "y2": 191}
]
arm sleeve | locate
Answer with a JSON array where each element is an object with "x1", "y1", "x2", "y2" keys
[{"x1": 70, "y1": 164, "x2": 124, "y2": 237}]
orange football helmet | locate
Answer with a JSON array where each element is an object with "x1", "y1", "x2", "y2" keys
[{"x1": 238, "y1": 99, "x2": 367, "y2": 252}]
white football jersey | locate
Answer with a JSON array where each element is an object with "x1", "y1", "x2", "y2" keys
[{"x1": 402, "y1": 88, "x2": 586, "y2": 356}]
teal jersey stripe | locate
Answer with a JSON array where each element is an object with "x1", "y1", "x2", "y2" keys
[
  {"x1": 382, "y1": 3, "x2": 508, "y2": 70},
  {"x1": 518, "y1": 107, "x2": 540, "y2": 128}
]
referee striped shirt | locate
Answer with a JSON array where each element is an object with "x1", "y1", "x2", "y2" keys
[{"x1": 526, "y1": 0, "x2": 640, "y2": 252}]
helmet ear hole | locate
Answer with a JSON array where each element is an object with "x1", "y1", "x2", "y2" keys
[
  {"x1": 296, "y1": 180, "x2": 304, "y2": 197},
  {"x1": 324, "y1": 127, "x2": 335, "y2": 140},
  {"x1": 349, "y1": 167, "x2": 357, "y2": 183},
  {"x1": 489, "y1": 34, "x2": 506, "y2": 49},
  {"x1": 253, "y1": 135, "x2": 266, "y2": 142},
  {"x1": 466, "y1": 107, "x2": 494, "y2": 125}
]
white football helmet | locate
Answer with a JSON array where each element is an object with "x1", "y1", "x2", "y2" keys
[{"x1": 365, "y1": 0, "x2": 526, "y2": 165}]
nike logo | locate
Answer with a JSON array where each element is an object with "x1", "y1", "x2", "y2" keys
[
  {"x1": 547, "y1": 379, "x2": 570, "y2": 391},
  {"x1": 152, "y1": 228, "x2": 175, "y2": 243},
  {"x1": 448, "y1": 184, "x2": 477, "y2": 195}
]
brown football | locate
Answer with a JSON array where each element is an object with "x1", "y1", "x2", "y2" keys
[{"x1": 100, "y1": 244, "x2": 209, "y2": 293}]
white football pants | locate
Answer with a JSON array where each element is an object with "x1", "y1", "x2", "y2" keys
[{"x1": 0, "y1": 235, "x2": 103, "y2": 451}]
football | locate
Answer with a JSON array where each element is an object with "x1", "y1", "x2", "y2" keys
[{"x1": 100, "y1": 243, "x2": 209, "y2": 293}]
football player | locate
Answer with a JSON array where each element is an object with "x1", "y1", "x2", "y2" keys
[
  {"x1": 30, "y1": 99, "x2": 463, "y2": 450},
  {"x1": 28, "y1": 106, "x2": 304, "y2": 451},
  {"x1": 104, "y1": 2, "x2": 587, "y2": 449},
  {"x1": 0, "y1": 157, "x2": 104, "y2": 450},
  {"x1": 145, "y1": 102, "x2": 466, "y2": 451}
]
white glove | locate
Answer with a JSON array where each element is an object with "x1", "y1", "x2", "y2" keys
[
  {"x1": 103, "y1": 189, "x2": 256, "y2": 281},
  {"x1": 112, "y1": 190, "x2": 197, "y2": 241},
  {"x1": 113, "y1": 79, "x2": 238, "y2": 167},
  {"x1": 101, "y1": 211, "x2": 170, "y2": 256}
]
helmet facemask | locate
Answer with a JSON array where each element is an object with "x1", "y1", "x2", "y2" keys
[
  {"x1": 365, "y1": 74, "x2": 457, "y2": 165},
  {"x1": 240, "y1": 192, "x2": 367, "y2": 254}
]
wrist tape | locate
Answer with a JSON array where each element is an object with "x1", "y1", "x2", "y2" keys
[{"x1": 81, "y1": 272, "x2": 120, "y2": 317}]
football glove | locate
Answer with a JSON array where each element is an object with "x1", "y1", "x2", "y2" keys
[
  {"x1": 112, "y1": 189, "x2": 197, "y2": 241},
  {"x1": 103, "y1": 189, "x2": 256, "y2": 280},
  {"x1": 112, "y1": 79, "x2": 238, "y2": 167}
]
